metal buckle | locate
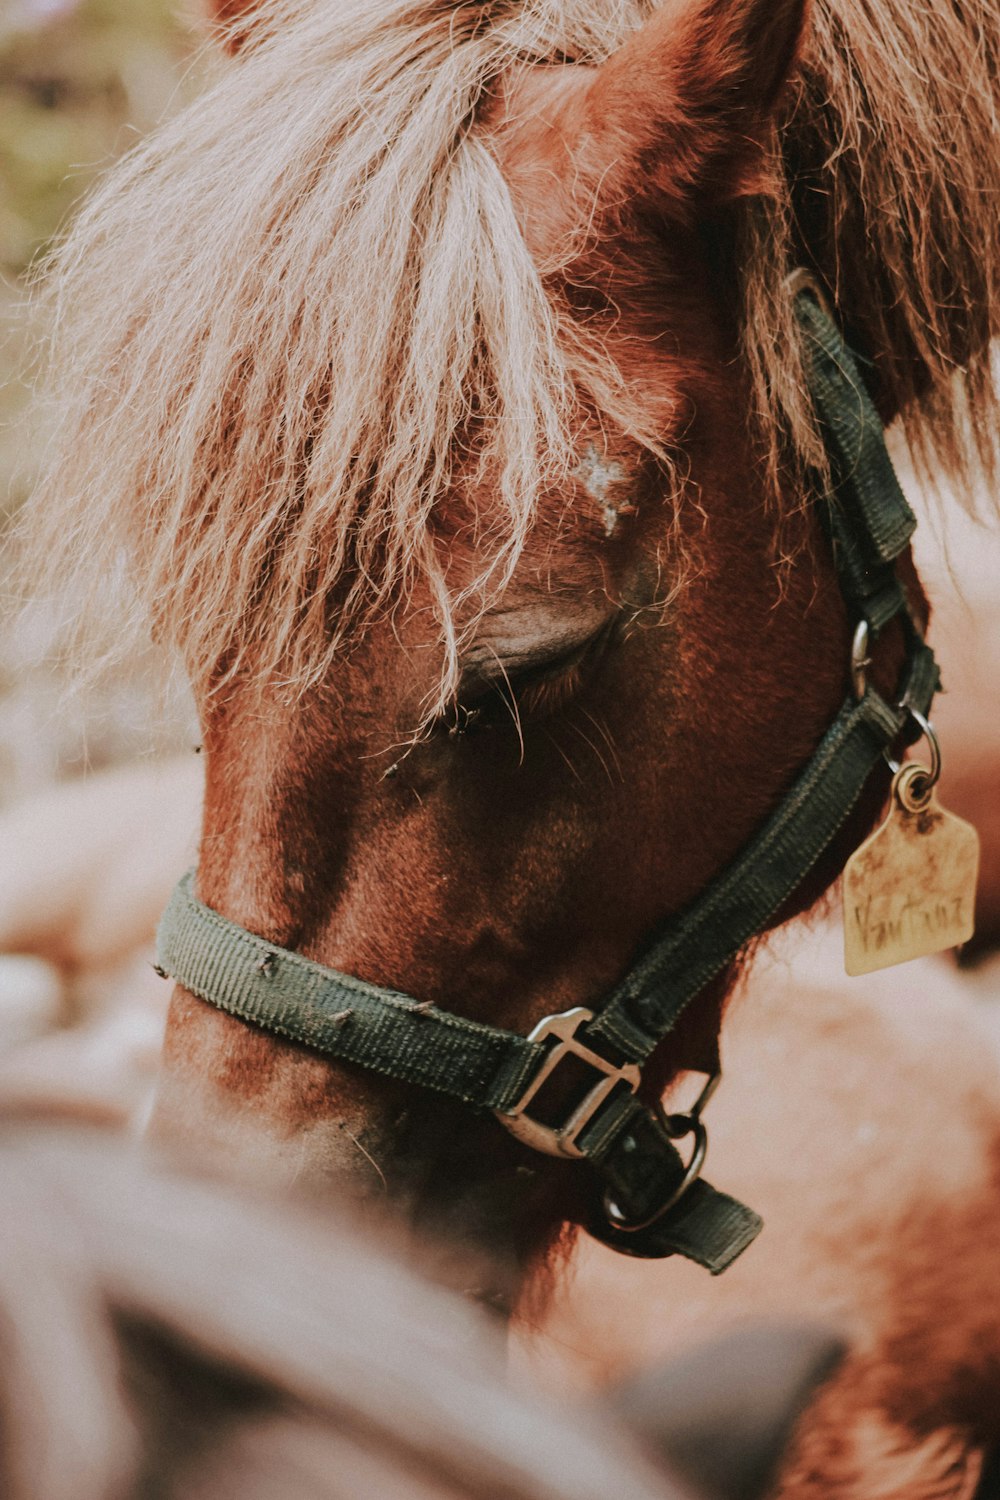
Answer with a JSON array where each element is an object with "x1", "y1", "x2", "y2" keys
[
  {"x1": 603, "y1": 1070, "x2": 720, "y2": 1233},
  {"x1": 851, "y1": 618, "x2": 872, "y2": 702},
  {"x1": 495, "y1": 1007, "x2": 641, "y2": 1159}
]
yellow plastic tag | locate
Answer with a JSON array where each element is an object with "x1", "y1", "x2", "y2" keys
[{"x1": 843, "y1": 763, "x2": 980, "y2": 976}]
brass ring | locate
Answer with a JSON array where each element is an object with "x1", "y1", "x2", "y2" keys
[
  {"x1": 885, "y1": 707, "x2": 941, "y2": 788},
  {"x1": 851, "y1": 619, "x2": 871, "y2": 701},
  {"x1": 894, "y1": 761, "x2": 934, "y2": 812}
]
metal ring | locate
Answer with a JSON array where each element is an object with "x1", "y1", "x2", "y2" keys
[
  {"x1": 668, "y1": 1067, "x2": 720, "y2": 1127},
  {"x1": 885, "y1": 706, "x2": 941, "y2": 789},
  {"x1": 851, "y1": 619, "x2": 871, "y2": 701},
  {"x1": 601, "y1": 1071, "x2": 720, "y2": 1234},
  {"x1": 603, "y1": 1116, "x2": 708, "y2": 1235},
  {"x1": 894, "y1": 761, "x2": 934, "y2": 812}
]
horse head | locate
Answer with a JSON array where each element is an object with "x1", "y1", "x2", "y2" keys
[{"x1": 22, "y1": 0, "x2": 1000, "y2": 1301}]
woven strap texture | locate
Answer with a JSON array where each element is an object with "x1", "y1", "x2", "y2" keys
[
  {"x1": 795, "y1": 291, "x2": 916, "y2": 631},
  {"x1": 159, "y1": 871, "x2": 541, "y2": 1111}
]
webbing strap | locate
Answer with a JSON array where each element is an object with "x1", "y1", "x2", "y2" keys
[
  {"x1": 795, "y1": 291, "x2": 916, "y2": 631},
  {"x1": 596, "y1": 1177, "x2": 764, "y2": 1267},
  {"x1": 159, "y1": 871, "x2": 543, "y2": 1111},
  {"x1": 586, "y1": 650, "x2": 938, "y2": 1064}
]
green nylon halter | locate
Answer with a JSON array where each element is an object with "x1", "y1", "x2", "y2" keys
[{"x1": 157, "y1": 280, "x2": 939, "y2": 1274}]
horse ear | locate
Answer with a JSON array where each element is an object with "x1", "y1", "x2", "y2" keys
[{"x1": 583, "y1": 0, "x2": 808, "y2": 212}]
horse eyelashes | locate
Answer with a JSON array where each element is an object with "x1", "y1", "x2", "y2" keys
[{"x1": 440, "y1": 625, "x2": 614, "y2": 739}]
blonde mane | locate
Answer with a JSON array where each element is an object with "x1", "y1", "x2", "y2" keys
[{"x1": 15, "y1": 0, "x2": 1000, "y2": 703}]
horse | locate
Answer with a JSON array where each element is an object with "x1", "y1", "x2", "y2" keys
[{"x1": 17, "y1": 0, "x2": 1000, "y2": 1311}]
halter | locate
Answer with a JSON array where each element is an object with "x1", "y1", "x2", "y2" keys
[{"x1": 157, "y1": 277, "x2": 939, "y2": 1273}]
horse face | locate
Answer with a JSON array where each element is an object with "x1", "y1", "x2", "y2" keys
[
  {"x1": 163, "y1": 0, "x2": 908, "y2": 1251},
  {"x1": 200, "y1": 0, "x2": 851, "y2": 1033}
]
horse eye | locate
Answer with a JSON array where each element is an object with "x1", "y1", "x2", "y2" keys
[
  {"x1": 441, "y1": 666, "x2": 571, "y2": 738},
  {"x1": 440, "y1": 623, "x2": 615, "y2": 739}
]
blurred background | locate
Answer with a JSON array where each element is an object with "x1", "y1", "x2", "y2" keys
[
  {"x1": 0, "y1": 0, "x2": 207, "y2": 1103},
  {"x1": 1, "y1": 0, "x2": 201, "y2": 797}
]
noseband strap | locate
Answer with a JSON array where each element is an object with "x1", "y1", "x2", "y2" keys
[{"x1": 157, "y1": 280, "x2": 939, "y2": 1274}]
